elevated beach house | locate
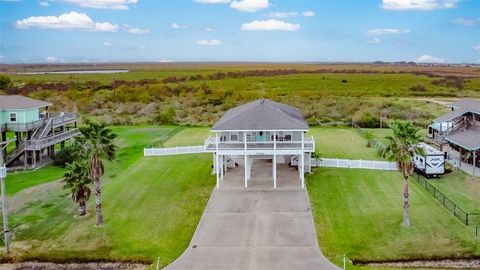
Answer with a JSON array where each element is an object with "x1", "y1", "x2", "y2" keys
[
  {"x1": 0, "y1": 95, "x2": 79, "y2": 169},
  {"x1": 428, "y1": 98, "x2": 480, "y2": 176},
  {"x1": 204, "y1": 98, "x2": 315, "y2": 189}
]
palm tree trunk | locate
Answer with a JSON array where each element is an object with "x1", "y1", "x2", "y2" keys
[
  {"x1": 403, "y1": 175, "x2": 410, "y2": 227},
  {"x1": 78, "y1": 201, "x2": 86, "y2": 216},
  {"x1": 93, "y1": 178, "x2": 104, "y2": 226}
]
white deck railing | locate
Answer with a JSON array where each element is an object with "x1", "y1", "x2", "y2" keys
[
  {"x1": 310, "y1": 158, "x2": 397, "y2": 171},
  {"x1": 144, "y1": 145, "x2": 205, "y2": 156},
  {"x1": 204, "y1": 135, "x2": 315, "y2": 152}
]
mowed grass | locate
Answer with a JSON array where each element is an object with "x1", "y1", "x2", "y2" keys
[
  {"x1": 307, "y1": 168, "x2": 480, "y2": 267},
  {"x1": 5, "y1": 165, "x2": 65, "y2": 195},
  {"x1": 163, "y1": 127, "x2": 211, "y2": 147},
  {"x1": 309, "y1": 127, "x2": 379, "y2": 160},
  {"x1": 4, "y1": 125, "x2": 177, "y2": 195},
  {"x1": 5, "y1": 126, "x2": 215, "y2": 267},
  {"x1": 428, "y1": 171, "x2": 480, "y2": 213}
]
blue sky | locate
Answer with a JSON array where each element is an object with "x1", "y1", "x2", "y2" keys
[{"x1": 0, "y1": 0, "x2": 479, "y2": 63}]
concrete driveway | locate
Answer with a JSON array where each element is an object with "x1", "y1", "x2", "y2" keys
[{"x1": 164, "y1": 189, "x2": 340, "y2": 270}]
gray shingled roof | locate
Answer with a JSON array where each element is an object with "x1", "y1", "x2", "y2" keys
[
  {"x1": 211, "y1": 98, "x2": 309, "y2": 131},
  {"x1": 446, "y1": 127, "x2": 480, "y2": 150},
  {"x1": 0, "y1": 95, "x2": 52, "y2": 110}
]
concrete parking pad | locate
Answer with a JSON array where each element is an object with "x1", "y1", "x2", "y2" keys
[{"x1": 164, "y1": 189, "x2": 340, "y2": 270}]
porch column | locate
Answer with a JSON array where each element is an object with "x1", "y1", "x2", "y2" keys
[
  {"x1": 220, "y1": 154, "x2": 224, "y2": 180},
  {"x1": 299, "y1": 153, "x2": 305, "y2": 188},
  {"x1": 474, "y1": 150, "x2": 477, "y2": 176},
  {"x1": 244, "y1": 154, "x2": 248, "y2": 188},
  {"x1": 273, "y1": 154, "x2": 277, "y2": 189},
  {"x1": 216, "y1": 154, "x2": 220, "y2": 189},
  {"x1": 212, "y1": 153, "x2": 216, "y2": 174}
]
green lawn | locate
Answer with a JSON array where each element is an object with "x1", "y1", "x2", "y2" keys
[
  {"x1": 428, "y1": 171, "x2": 480, "y2": 213},
  {"x1": 5, "y1": 126, "x2": 214, "y2": 268},
  {"x1": 365, "y1": 127, "x2": 428, "y2": 146},
  {"x1": 308, "y1": 127, "x2": 380, "y2": 160},
  {"x1": 5, "y1": 165, "x2": 65, "y2": 195},
  {"x1": 163, "y1": 127, "x2": 211, "y2": 147},
  {"x1": 307, "y1": 168, "x2": 480, "y2": 268},
  {"x1": 4, "y1": 125, "x2": 178, "y2": 195}
]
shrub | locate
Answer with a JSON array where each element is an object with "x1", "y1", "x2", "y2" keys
[
  {"x1": 409, "y1": 84, "x2": 426, "y2": 92},
  {"x1": 54, "y1": 146, "x2": 76, "y2": 167}
]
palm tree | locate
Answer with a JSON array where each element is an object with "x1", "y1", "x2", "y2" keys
[
  {"x1": 364, "y1": 130, "x2": 374, "y2": 148},
  {"x1": 383, "y1": 121, "x2": 423, "y2": 227},
  {"x1": 76, "y1": 122, "x2": 117, "y2": 226},
  {"x1": 62, "y1": 160, "x2": 92, "y2": 216}
]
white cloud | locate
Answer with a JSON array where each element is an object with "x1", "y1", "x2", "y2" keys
[
  {"x1": 450, "y1": 17, "x2": 478, "y2": 26},
  {"x1": 241, "y1": 19, "x2": 300, "y2": 31},
  {"x1": 158, "y1": 59, "x2": 174, "y2": 63},
  {"x1": 381, "y1": 0, "x2": 459, "y2": 11},
  {"x1": 103, "y1": 41, "x2": 112, "y2": 47},
  {"x1": 473, "y1": 45, "x2": 480, "y2": 51},
  {"x1": 205, "y1": 27, "x2": 213, "y2": 32},
  {"x1": 302, "y1": 11, "x2": 315, "y2": 17},
  {"x1": 230, "y1": 0, "x2": 269, "y2": 12},
  {"x1": 366, "y1": 28, "x2": 410, "y2": 35},
  {"x1": 196, "y1": 39, "x2": 222, "y2": 46},
  {"x1": 171, "y1": 22, "x2": 188, "y2": 29},
  {"x1": 0, "y1": 55, "x2": 4, "y2": 59},
  {"x1": 193, "y1": 0, "x2": 230, "y2": 3},
  {"x1": 127, "y1": 27, "x2": 150, "y2": 34},
  {"x1": 62, "y1": 0, "x2": 138, "y2": 10},
  {"x1": 416, "y1": 54, "x2": 446, "y2": 63},
  {"x1": 368, "y1": 37, "x2": 381, "y2": 44},
  {"x1": 39, "y1": 1, "x2": 50, "y2": 7},
  {"x1": 265, "y1": 10, "x2": 314, "y2": 18},
  {"x1": 15, "y1": 11, "x2": 118, "y2": 32},
  {"x1": 46, "y1": 56, "x2": 58, "y2": 62}
]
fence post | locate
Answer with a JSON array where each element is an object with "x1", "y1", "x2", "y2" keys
[{"x1": 466, "y1": 214, "x2": 469, "y2": 226}]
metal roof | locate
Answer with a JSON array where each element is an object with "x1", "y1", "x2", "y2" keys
[
  {"x1": 445, "y1": 127, "x2": 480, "y2": 151},
  {"x1": 433, "y1": 109, "x2": 468, "y2": 123},
  {"x1": 211, "y1": 98, "x2": 309, "y2": 131},
  {"x1": 448, "y1": 99, "x2": 480, "y2": 111},
  {"x1": 0, "y1": 95, "x2": 52, "y2": 110}
]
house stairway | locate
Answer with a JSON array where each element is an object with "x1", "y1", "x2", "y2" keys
[{"x1": 5, "y1": 113, "x2": 79, "y2": 168}]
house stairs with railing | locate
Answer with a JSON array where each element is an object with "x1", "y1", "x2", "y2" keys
[{"x1": 1, "y1": 95, "x2": 80, "y2": 169}]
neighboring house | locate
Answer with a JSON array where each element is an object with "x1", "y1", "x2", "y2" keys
[
  {"x1": 204, "y1": 98, "x2": 315, "y2": 189},
  {"x1": 428, "y1": 98, "x2": 480, "y2": 175},
  {"x1": 0, "y1": 95, "x2": 79, "y2": 169}
]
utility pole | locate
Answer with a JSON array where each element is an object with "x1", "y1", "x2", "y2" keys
[{"x1": 0, "y1": 138, "x2": 14, "y2": 253}]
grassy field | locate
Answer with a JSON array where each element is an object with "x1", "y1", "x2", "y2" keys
[
  {"x1": 4, "y1": 126, "x2": 214, "y2": 268},
  {"x1": 4, "y1": 63, "x2": 475, "y2": 127},
  {"x1": 5, "y1": 165, "x2": 65, "y2": 195},
  {"x1": 163, "y1": 127, "x2": 210, "y2": 147},
  {"x1": 309, "y1": 127, "x2": 380, "y2": 160},
  {"x1": 428, "y1": 171, "x2": 480, "y2": 213},
  {"x1": 307, "y1": 168, "x2": 480, "y2": 268}
]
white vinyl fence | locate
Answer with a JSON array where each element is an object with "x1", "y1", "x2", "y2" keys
[
  {"x1": 144, "y1": 145, "x2": 205, "y2": 156},
  {"x1": 312, "y1": 158, "x2": 397, "y2": 171}
]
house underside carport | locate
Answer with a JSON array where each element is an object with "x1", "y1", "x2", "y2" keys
[
  {"x1": 217, "y1": 157, "x2": 304, "y2": 190},
  {"x1": 213, "y1": 153, "x2": 311, "y2": 190}
]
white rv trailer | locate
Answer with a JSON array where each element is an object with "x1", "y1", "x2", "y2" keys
[{"x1": 413, "y1": 142, "x2": 445, "y2": 177}]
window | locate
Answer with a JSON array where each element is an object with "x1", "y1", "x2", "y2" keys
[
  {"x1": 231, "y1": 133, "x2": 238, "y2": 141},
  {"x1": 9, "y1": 113, "x2": 17, "y2": 122}
]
